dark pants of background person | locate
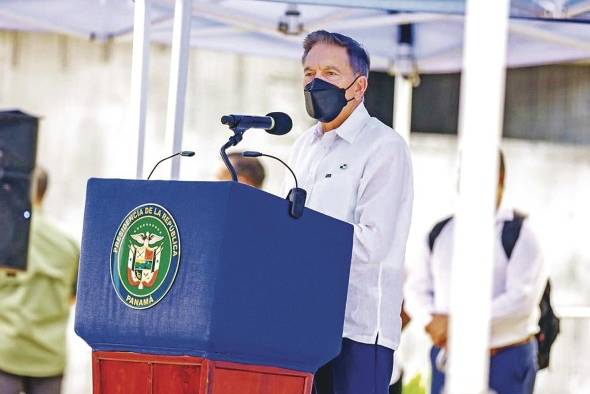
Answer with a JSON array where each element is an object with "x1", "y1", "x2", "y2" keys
[
  {"x1": 0, "y1": 369, "x2": 62, "y2": 394},
  {"x1": 388, "y1": 372, "x2": 403, "y2": 394},
  {"x1": 430, "y1": 341, "x2": 538, "y2": 394},
  {"x1": 313, "y1": 337, "x2": 394, "y2": 394}
]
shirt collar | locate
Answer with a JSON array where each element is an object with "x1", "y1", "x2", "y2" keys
[
  {"x1": 495, "y1": 207, "x2": 514, "y2": 222},
  {"x1": 312, "y1": 103, "x2": 370, "y2": 144}
]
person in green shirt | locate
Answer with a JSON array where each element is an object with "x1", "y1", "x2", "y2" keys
[{"x1": 0, "y1": 167, "x2": 79, "y2": 394}]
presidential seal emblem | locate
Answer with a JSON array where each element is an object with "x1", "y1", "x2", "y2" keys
[{"x1": 110, "y1": 203, "x2": 180, "y2": 309}]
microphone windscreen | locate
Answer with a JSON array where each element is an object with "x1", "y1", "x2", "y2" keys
[
  {"x1": 266, "y1": 112, "x2": 292, "y2": 135},
  {"x1": 242, "y1": 151, "x2": 262, "y2": 158}
]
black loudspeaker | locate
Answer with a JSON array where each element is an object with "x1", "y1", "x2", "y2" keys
[{"x1": 0, "y1": 110, "x2": 39, "y2": 271}]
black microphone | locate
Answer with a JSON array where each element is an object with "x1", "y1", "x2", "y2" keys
[
  {"x1": 242, "y1": 151, "x2": 307, "y2": 219},
  {"x1": 221, "y1": 112, "x2": 292, "y2": 135},
  {"x1": 146, "y1": 150, "x2": 195, "y2": 180}
]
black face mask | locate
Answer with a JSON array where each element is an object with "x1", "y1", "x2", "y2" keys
[{"x1": 304, "y1": 76, "x2": 360, "y2": 123}]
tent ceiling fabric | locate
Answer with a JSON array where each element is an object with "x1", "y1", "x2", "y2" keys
[
  {"x1": 265, "y1": 0, "x2": 590, "y2": 20},
  {"x1": 0, "y1": 0, "x2": 171, "y2": 39},
  {"x1": 1, "y1": 0, "x2": 590, "y2": 73},
  {"x1": 258, "y1": 0, "x2": 468, "y2": 13}
]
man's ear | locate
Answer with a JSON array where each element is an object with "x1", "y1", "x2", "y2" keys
[{"x1": 354, "y1": 76, "x2": 368, "y2": 100}]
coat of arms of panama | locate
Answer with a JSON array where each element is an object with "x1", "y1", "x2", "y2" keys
[{"x1": 110, "y1": 203, "x2": 180, "y2": 309}]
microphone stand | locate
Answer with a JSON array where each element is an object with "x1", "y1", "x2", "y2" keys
[{"x1": 219, "y1": 125, "x2": 247, "y2": 182}]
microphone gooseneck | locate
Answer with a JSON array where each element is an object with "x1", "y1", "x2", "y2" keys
[
  {"x1": 147, "y1": 150, "x2": 195, "y2": 180},
  {"x1": 220, "y1": 140, "x2": 240, "y2": 182},
  {"x1": 242, "y1": 151, "x2": 298, "y2": 189},
  {"x1": 241, "y1": 150, "x2": 306, "y2": 219}
]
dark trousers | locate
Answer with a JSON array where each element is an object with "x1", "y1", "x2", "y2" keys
[
  {"x1": 430, "y1": 340, "x2": 538, "y2": 394},
  {"x1": 0, "y1": 369, "x2": 62, "y2": 394},
  {"x1": 314, "y1": 338, "x2": 394, "y2": 394}
]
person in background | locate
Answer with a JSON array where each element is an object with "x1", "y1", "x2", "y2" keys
[
  {"x1": 405, "y1": 151, "x2": 547, "y2": 394},
  {"x1": 0, "y1": 167, "x2": 79, "y2": 394},
  {"x1": 216, "y1": 151, "x2": 266, "y2": 188}
]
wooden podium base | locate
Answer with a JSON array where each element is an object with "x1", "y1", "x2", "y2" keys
[{"x1": 92, "y1": 351, "x2": 313, "y2": 394}]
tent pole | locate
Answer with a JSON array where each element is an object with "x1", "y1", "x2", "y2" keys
[
  {"x1": 131, "y1": 0, "x2": 151, "y2": 179},
  {"x1": 393, "y1": 75, "x2": 412, "y2": 142},
  {"x1": 447, "y1": 0, "x2": 510, "y2": 393},
  {"x1": 164, "y1": 0, "x2": 192, "y2": 180}
]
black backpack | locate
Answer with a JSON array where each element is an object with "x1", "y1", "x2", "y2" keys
[{"x1": 428, "y1": 212, "x2": 560, "y2": 370}]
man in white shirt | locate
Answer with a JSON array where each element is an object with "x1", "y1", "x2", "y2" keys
[
  {"x1": 288, "y1": 30, "x2": 413, "y2": 394},
  {"x1": 405, "y1": 152, "x2": 546, "y2": 394}
]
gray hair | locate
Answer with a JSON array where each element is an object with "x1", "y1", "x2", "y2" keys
[{"x1": 302, "y1": 30, "x2": 370, "y2": 77}]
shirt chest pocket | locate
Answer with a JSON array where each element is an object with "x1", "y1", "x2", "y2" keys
[{"x1": 312, "y1": 165, "x2": 360, "y2": 221}]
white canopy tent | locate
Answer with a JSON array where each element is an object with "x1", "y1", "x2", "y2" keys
[
  {"x1": 1, "y1": 2, "x2": 589, "y2": 393},
  {"x1": 2, "y1": 1, "x2": 590, "y2": 171},
  {"x1": 2, "y1": 0, "x2": 590, "y2": 74}
]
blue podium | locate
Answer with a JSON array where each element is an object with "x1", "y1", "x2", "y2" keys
[{"x1": 75, "y1": 179, "x2": 353, "y2": 394}]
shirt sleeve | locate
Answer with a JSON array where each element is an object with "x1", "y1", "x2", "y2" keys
[
  {"x1": 404, "y1": 236, "x2": 436, "y2": 328},
  {"x1": 490, "y1": 222, "x2": 547, "y2": 322},
  {"x1": 351, "y1": 136, "x2": 413, "y2": 267}
]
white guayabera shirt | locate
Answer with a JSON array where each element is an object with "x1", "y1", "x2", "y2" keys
[{"x1": 287, "y1": 103, "x2": 413, "y2": 350}]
